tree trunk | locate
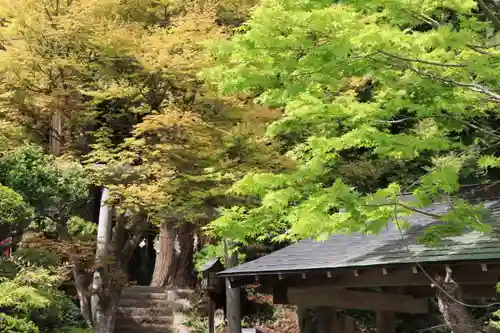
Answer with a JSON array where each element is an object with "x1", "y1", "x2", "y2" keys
[
  {"x1": 92, "y1": 291, "x2": 119, "y2": 333},
  {"x1": 171, "y1": 222, "x2": 196, "y2": 287},
  {"x1": 68, "y1": 193, "x2": 147, "y2": 333},
  {"x1": 150, "y1": 221, "x2": 196, "y2": 288},
  {"x1": 150, "y1": 222, "x2": 175, "y2": 287},
  {"x1": 73, "y1": 264, "x2": 121, "y2": 333},
  {"x1": 71, "y1": 219, "x2": 143, "y2": 333},
  {"x1": 434, "y1": 267, "x2": 477, "y2": 333},
  {"x1": 50, "y1": 109, "x2": 62, "y2": 156},
  {"x1": 73, "y1": 265, "x2": 93, "y2": 327},
  {"x1": 91, "y1": 187, "x2": 113, "y2": 322}
]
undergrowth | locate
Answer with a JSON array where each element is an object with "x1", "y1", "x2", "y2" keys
[{"x1": 0, "y1": 249, "x2": 90, "y2": 333}]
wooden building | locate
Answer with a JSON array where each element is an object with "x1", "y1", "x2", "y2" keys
[{"x1": 217, "y1": 199, "x2": 500, "y2": 333}]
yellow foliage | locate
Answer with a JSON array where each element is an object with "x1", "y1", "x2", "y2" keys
[
  {"x1": 137, "y1": 0, "x2": 226, "y2": 73},
  {"x1": 0, "y1": 0, "x2": 290, "y2": 221}
]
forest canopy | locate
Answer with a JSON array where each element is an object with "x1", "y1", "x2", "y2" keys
[
  {"x1": 1, "y1": 0, "x2": 500, "y2": 332},
  {"x1": 204, "y1": 0, "x2": 500, "y2": 244}
]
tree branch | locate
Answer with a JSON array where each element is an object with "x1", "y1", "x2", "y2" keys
[
  {"x1": 377, "y1": 50, "x2": 468, "y2": 68},
  {"x1": 120, "y1": 213, "x2": 148, "y2": 264},
  {"x1": 402, "y1": 9, "x2": 440, "y2": 28},
  {"x1": 477, "y1": 0, "x2": 500, "y2": 30},
  {"x1": 374, "y1": 117, "x2": 413, "y2": 124},
  {"x1": 369, "y1": 56, "x2": 500, "y2": 102},
  {"x1": 397, "y1": 202, "x2": 442, "y2": 219},
  {"x1": 366, "y1": 202, "x2": 442, "y2": 219},
  {"x1": 109, "y1": 213, "x2": 125, "y2": 254},
  {"x1": 407, "y1": 67, "x2": 500, "y2": 102}
]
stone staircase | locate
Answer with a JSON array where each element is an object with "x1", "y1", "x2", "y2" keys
[{"x1": 115, "y1": 285, "x2": 194, "y2": 333}]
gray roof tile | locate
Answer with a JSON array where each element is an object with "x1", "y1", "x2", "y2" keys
[{"x1": 219, "y1": 200, "x2": 500, "y2": 277}]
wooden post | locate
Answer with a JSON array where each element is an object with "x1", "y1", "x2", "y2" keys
[
  {"x1": 208, "y1": 294, "x2": 215, "y2": 333},
  {"x1": 316, "y1": 307, "x2": 336, "y2": 333},
  {"x1": 376, "y1": 311, "x2": 396, "y2": 333},
  {"x1": 201, "y1": 258, "x2": 224, "y2": 333},
  {"x1": 341, "y1": 313, "x2": 356, "y2": 333},
  {"x1": 375, "y1": 286, "x2": 402, "y2": 333},
  {"x1": 224, "y1": 240, "x2": 241, "y2": 333},
  {"x1": 297, "y1": 307, "x2": 314, "y2": 333}
]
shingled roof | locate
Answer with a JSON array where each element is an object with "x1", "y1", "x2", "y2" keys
[{"x1": 218, "y1": 199, "x2": 500, "y2": 277}]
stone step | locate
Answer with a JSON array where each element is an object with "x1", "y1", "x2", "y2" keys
[
  {"x1": 121, "y1": 292, "x2": 169, "y2": 300},
  {"x1": 117, "y1": 306, "x2": 173, "y2": 317},
  {"x1": 115, "y1": 325, "x2": 171, "y2": 333},
  {"x1": 118, "y1": 298, "x2": 172, "y2": 308},
  {"x1": 122, "y1": 286, "x2": 195, "y2": 298},
  {"x1": 116, "y1": 315, "x2": 173, "y2": 325},
  {"x1": 116, "y1": 323, "x2": 172, "y2": 329},
  {"x1": 114, "y1": 286, "x2": 194, "y2": 333},
  {"x1": 124, "y1": 286, "x2": 166, "y2": 294},
  {"x1": 165, "y1": 288, "x2": 195, "y2": 299}
]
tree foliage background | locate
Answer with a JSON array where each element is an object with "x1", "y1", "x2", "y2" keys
[
  {"x1": 205, "y1": 0, "x2": 500, "y2": 244},
  {"x1": 0, "y1": 0, "x2": 284, "y2": 331},
  {"x1": 3, "y1": 0, "x2": 500, "y2": 332}
]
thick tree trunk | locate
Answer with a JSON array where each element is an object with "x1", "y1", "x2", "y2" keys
[
  {"x1": 150, "y1": 222, "x2": 175, "y2": 287},
  {"x1": 74, "y1": 266, "x2": 120, "y2": 333},
  {"x1": 150, "y1": 221, "x2": 196, "y2": 288},
  {"x1": 92, "y1": 292, "x2": 119, "y2": 333},
  {"x1": 171, "y1": 222, "x2": 196, "y2": 287}
]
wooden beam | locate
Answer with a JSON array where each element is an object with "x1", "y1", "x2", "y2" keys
[
  {"x1": 268, "y1": 265, "x2": 500, "y2": 291},
  {"x1": 328, "y1": 265, "x2": 500, "y2": 288},
  {"x1": 221, "y1": 275, "x2": 263, "y2": 288},
  {"x1": 405, "y1": 284, "x2": 499, "y2": 298},
  {"x1": 286, "y1": 286, "x2": 429, "y2": 313},
  {"x1": 221, "y1": 262, "x2": 500, "y2": 289}
]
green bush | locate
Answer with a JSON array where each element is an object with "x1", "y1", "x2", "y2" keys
[
  {"x1": 0, "y1": 313, "x2": 39, "y2": 333},
  {"x1": 0, "y1": 264, "x2": 87, "y2": 333}
]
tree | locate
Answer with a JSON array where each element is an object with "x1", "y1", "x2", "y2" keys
[
  {"x1": 77, "y1": 0, "x2": 285, "y2": 289},
  {"x1": 0, "y1": 185, "x2": 34, "y2": 240},
  {"x1": 205, "y1": 0, "x2": 500, "y2": 242},
  {"x1": 0, "y1": 143, "x2": 95, "y2": 333},
  {"x1": 0, "y1": 143, "x2": 147, "y2": 333},
  {"x1": 0, "y1": 0, "x2": 284, "y2": 330},
  {"x1": 0, "y1": 260, "x2": 90, "y2": 333},
  {"x1": 205, "y1": 1, "x2": 500, "y2": 331}
]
